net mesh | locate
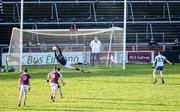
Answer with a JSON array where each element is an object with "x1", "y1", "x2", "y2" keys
[{"x1": 7, "y1": 27, "x2": 125, "y2": 71}]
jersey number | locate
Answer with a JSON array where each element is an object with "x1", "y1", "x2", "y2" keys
[
  {"x1": 51, "y1": 74, "x2": 55, "y2": 79},
  {"x1": 22, "y1": 76, "x2": 27, "y2": 81},
  {"x1": 157, "y1": 58, "x2": 164, "y2": 62}
]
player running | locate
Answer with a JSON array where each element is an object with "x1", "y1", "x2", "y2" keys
[
  {"x1": 18, "y1": 68, "x2": 31, "y2": 107},
  {"x1": 47, "y1": 67, "x2": 65, "y2": 102},
  {"x1": 152, "y1": 51, "x2": 173, "y2": 84},
  {"x1": 53, "y1": 45, "x2": 85, "y2": 73},
  {"x1": 47, "y1": 67, "x2": 64, "y2": 98}
]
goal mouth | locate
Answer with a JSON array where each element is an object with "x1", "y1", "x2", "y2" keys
[{"x1": 5, "y1": 27, "x2": 126, "y2": 71}]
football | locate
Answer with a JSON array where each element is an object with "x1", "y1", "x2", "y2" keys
[{"x1": 52, "y1": 46, "x2": 57, "y2": 51}]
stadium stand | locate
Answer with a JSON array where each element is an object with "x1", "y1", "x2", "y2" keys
[{"x1": 0, "y1": 0, "x2": 180, "y2": 51}]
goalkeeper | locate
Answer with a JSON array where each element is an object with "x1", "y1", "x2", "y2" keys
[{"x1": 53, "y1": 45, "x2": 85, "y2": 73}]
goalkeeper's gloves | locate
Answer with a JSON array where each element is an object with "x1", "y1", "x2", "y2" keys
[{"x1": 47, "y1": 79, "x2": 49, "y2": 82}]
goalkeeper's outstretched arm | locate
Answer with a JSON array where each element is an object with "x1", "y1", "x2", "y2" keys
[
  {"x1": 54, "y1": 50, "x2": 58, "y2": 59},
  {"x1": 55, "y1": 45, "x2": 63, "y2": 56},
  {"x1": 54, "y1": 49, "x2": 59, "y2": 59}
]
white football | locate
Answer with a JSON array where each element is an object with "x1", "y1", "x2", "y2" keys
[{"x1": 52, "y1": 46, "x2": 57, "y2": 50}]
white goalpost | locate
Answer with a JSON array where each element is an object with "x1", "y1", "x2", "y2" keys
[
  {"x1": 123, "y1": 0, "x2": 127, "y2": 70},
  {"x1": 20, "y1": 0, "x2": 24, "y2": 72}
]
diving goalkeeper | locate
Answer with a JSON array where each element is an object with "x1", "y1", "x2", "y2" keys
[{"x1": 53, "y1": 45, "x2": 85, "y2": 73}]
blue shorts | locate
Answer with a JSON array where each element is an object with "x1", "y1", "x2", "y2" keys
[{"x1": 156, "y1": 66, "x2": 164, "y2": 71}]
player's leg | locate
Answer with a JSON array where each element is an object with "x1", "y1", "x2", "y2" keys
[
  {"x1": 51, "y1": 87, "x2": 56, "y2": 102},
  {"x1": 160, "y1": 71, "x2": 164, "y2": 84},
  {"x1": 153, "y1": 69, "x2": 157, "y2": 84},
  {"x1": 52, "y1": 84, "x2": 58, "y2": 102},
  {"x1": 91, "y1": 53, "x2": 95, "y2": 66},
  {"x1": 76, "y1": 67, "x2": 85, "y2": 73},
  {"x1": 50, "y1": 83, "x2": 54, "y2": 101},
  {"x1": 18, "y1": 86, "x2": 23, "y2": 107},
  {"x1": 77, "y1": 62, "x2": 84, "y2": 65},
  {"x1": 64, "y1": 62, "x2": 85, "y2": 73},
  {"x1": 97, "y1": 53, "x2": 101, "y2": 65},
  {"x1": 57, "y1": 83, "x2": 63, "y2": 98},
  {"x1": 23, "y1": 85, "x2": 29, "y2": 106},
  {"x1": 72, "y1": 65, "x2": 85, "y2": 73},
  {"x1": 59, "y1": 87, "x2": 63, "y2": 98},
  {"x1": 23, "y1": 92, "x2": 28, "y2": 106}
]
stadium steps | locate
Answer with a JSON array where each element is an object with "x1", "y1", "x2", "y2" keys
[{"x1": 0, "y1": 0, "x2": 180, "y2": 49}]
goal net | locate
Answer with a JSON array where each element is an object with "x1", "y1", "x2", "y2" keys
[{"x1": 5, "y1": 27, "x2": 125, "y2": 71}]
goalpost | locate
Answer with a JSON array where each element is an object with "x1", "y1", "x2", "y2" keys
[
  {"x1": 6, "y1": 27, "x2": 125, "y2": 71},
  {"x1": 5, "y1": 0, "x2": 127, "y2": 72}
]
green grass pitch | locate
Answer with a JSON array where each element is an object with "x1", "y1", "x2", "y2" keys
[{"x1": 0, "y1": 64, "x2": 180, "y2": 112}]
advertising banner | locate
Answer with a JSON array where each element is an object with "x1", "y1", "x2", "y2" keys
[
  {"x1": 2, "y1": 52, "x2": 85, "y2": 66},
  {"x1": 89, "y1": 52, "x2": 128, "y2": 64},
  {"x1": 98, "y1": 52, "x2": 115, "y2": 64},
  {"x1": 128, "y1": 52, "x2": 152, "y2": 64},
  {"x1": 114, "y1": 51, "x2": 128, "y2": 63},
  {"x1": 2, "y1": 51, "x2": 155, "y2": 66}
]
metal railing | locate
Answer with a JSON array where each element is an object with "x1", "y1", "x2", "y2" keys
[
  {"x1": 1, "y1": 0, "x2": 180, "y2": 25},
  {"x1": 1, "y1": 42, "x2": 180, "y2": 54},
  {"x1": 2, "y1": 1, "x2": 180, "y2": 4}
]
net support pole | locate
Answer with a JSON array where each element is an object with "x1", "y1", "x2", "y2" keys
[
  {"x1": 123, "y1": 0, "x2": 127, "y2": 69},
  {"x1": 20, "y1": 0, "x2": 24, "y2": 72},
  {"x1": 106, "y1": 28, "x2": 113, "y2": 68}
]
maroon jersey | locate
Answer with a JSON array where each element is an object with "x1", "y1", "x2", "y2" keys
[
  {"x1": 50, "y1": 71, "x2": 60, "y2": 84},
  {"x1": 20, "y1": 73, "x2": 31, "y2": 85}
]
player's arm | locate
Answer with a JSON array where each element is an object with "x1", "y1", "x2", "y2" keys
[
  {"x1": 90, "y1": 41, "x2": 93, "y2": 48},
  {"x1": 29, "y1": 78, "x2": 31, "y2": 91},
  {"x1": 152, "y1": 59, "x2": 156, "y2": 69},
  {"x1": 59, "y1": 73, "x2": 65, "y2": 86},
  {"x1": 54, "y1": 45, "x2": 63, "y2": 61},
  {"x1": 54, "y1": 49, "x2": 58, "y2": 59},
  {"x1": 56, "y1": 45, "x2": 63, "y2": 55},
  {"x1": 47, "y1": 72, "x2": 52, "y2": 82},
  {"x1": 165, "y1": 59, "x2": 173, "y2": 65},
  {"x1": 18, "y1": 76, "x2": 21, "y2": 90}
]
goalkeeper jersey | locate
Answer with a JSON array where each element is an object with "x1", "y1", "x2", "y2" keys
[{"x1": 55, "y1": 54, "x2": 67, "y2": 66}]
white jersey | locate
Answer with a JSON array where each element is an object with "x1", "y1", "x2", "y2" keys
[
  {"x1": 155, "y1": 54, "x2": 166, "y2": 67},
  {"x1": 90, "y1": 40, "x2": 101, "y2": 53}
]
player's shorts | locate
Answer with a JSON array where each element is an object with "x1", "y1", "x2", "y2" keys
[
  {"x1": 64, "y1": 62, "x2": 76, "y2": 69},
  {"x1": 156, "y1": 66, "x2": 164, "y2": 71},
  {"x1": 20, "y1": 85, "x2": 29, "y2": 93},
  {"x1": 50, "y1": 83, "x2": 58, "y2": 91}
]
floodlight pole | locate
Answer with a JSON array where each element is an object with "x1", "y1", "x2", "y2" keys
[
  {"x1": 20, "y1": 0, "x2": 24, "y2": 72},
  {"x1": 123, "y1": 0, "x2": 127, "y2": 69}
]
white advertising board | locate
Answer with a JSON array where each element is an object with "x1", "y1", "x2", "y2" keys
[{"x1": 2, "y1": 52, "x2": 85, "y2": 66}]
